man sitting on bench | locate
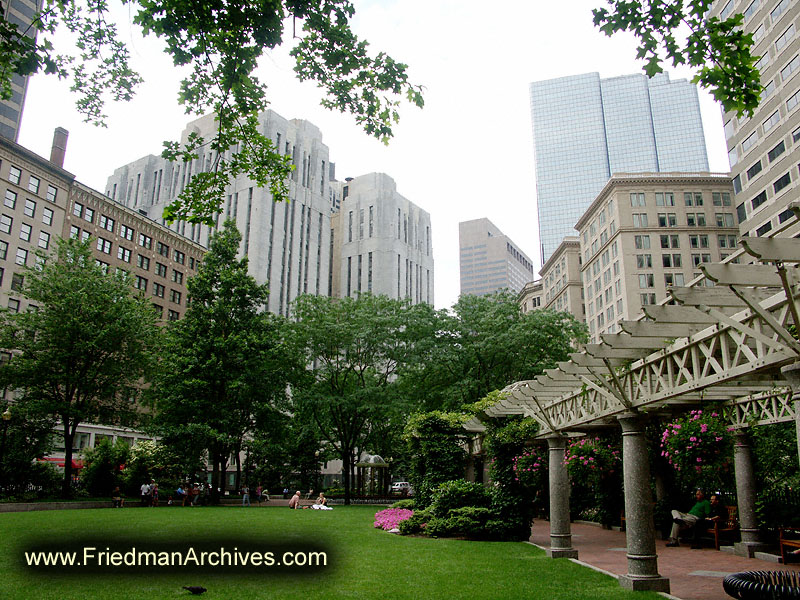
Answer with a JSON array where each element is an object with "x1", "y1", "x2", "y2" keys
[{"x1": 666, "y1": 488, "x2": 711, "y2": 548}]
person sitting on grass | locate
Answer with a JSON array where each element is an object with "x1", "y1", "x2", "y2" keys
[
  {"x1": 666, "y1": 488, "x2": 711, "y2": 548},
  {"x1": 289, "y1": 490, "x2": 301, "y2": 509}
]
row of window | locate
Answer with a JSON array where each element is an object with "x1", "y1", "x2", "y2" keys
[
  {"x1": 629, "y1": 191, "x2": 732, "y2": 207},
  {"x1": 73, "y1": 203, "x2": 194, "y2": 268},
  {"x1": 631, "y1": 212, "x2": 737, "y2": 228},
  {"x1": 5, "y1": 163, "x2": 59, "y2": 202}
]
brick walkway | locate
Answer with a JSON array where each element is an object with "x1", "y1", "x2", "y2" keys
[{"x1": 529, "y1": 520, "x2": 800, "y2": 600}]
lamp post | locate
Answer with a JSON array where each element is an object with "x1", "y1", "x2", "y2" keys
[{"x1": 0, "y1": 408, "x2": 11, "y2": 490}]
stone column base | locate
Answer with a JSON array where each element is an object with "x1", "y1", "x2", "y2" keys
[
  {"x1": 618, "y1": 574, "x2": 670, "y2": 593},
  {"x1": 734, "y1": 541, "x2": 770, "y2": 558},
  {"x1": 546, "y1": 548, "x2": 578, "y2": 559}
]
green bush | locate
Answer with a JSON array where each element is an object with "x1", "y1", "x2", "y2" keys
[
  {"x1": 391, "y1": 499, "x2": 416, "y2": 510},
  {"x1": 80, "y1": 439, "x2": 130, "y2": 497},
  {"x1": 429, "y1": 480, "x2": 491, "y2": 518},
  {"x1": 425, "y1": 506, "x2": 494, "y2": 538},
  {"x1": 398, "y1": 508, "x2": 432, "y2": 535}
]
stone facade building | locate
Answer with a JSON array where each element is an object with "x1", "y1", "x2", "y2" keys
[
  {"x1": 710, "y1": 0, "x2": 800, "y2": 240},
  {"x1": 330, "y1": 173, "x2": 433, "y2": 304},
  {"x1": 105, "y1": 111, "x2": 335, "y2": 317},
  {"x1": 518, "y1": 279, "x2": 543, "y2": 314},
  {"x1": 459, "y1": 218, "x2": 535, "y2": 297},
  {"x1": 540, "y1": 237, "x2": 585, "y2": 320},
  {"x1": 575, "y1": 173, "x2": 738, "y2": 343}
]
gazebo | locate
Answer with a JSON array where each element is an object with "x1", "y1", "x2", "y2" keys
[{"x1": 355, "y1": 454, "x2": 390, "y2": 496}]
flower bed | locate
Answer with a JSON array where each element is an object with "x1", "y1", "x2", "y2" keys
[{"x1": 374, "y1": 508, "x2": 414, "y2": 531}]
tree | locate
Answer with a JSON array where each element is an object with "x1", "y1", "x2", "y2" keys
[
  {"x1": 0, "y1": 0, "x2": 423, "y2": 224},
  {"x1": 0, "y1": 238, "x2": 160, "y2": 497},
  {"x1": 592, "y1": 0, "x2": 761, "y2": 116},
  {"x1": 401, "y1": 292, "x2": 588, "y2": 411},
  {"x1": 151, "y1": 221, "x2": 298, "y2": 502},
  {"x1": 290, "y1": 293, "x2": 427, "y2": 504}
]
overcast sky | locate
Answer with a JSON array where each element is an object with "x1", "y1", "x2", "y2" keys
[{"x1": 17, "y1": 0, "x2": 731, "y2": 310}]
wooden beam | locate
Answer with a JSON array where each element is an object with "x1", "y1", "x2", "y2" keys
[
  {"x1": 669, "y1": 286, "x2": 749, "y2": 307},
  {"x1": 642, "y1": 305, "x2": 719, "y2": 325},
  {"x1": 741, "y1": 237, "x2": 800, "y2": 263},
  {"x1": 601, "y1": 333, "x2": 671, "y2": 350},
  {"x1": 620, "y1": 320, "x2": 705, "y2": 338},
  {"x1": 701, "y1": 263, "x2": 784, "y2": 287},
  {"x1": 585, "y1": 343, "x2": 652, "y2": 360}
]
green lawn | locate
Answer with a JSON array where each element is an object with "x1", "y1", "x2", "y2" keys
[{"x1": 0, "y1": 505, "x2": 662, "y2": 599}]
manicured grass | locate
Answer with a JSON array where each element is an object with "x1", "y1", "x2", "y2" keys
[{"x1": 0, "y1": 506, "x2": 662, "y2": 599}]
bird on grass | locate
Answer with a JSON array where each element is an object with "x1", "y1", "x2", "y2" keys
[{"x1": 182, "y1": 586, "x2": 207, "y2": 595}]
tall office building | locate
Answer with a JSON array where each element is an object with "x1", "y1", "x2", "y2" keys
[
  {"x1": 710, "y1": 0, "x2": 800, "y2": 238},
  {"x1": 531, "y1": 72, "x2": 710, "y2": 263},
  {"x1": 106, "y1": 110, "x2": 335, "y2": 317},
  {"x1": 459, "y1": 218, "x2": 535, "y2": 297},
  {"x1": 0, "y1": 0, "x2": 40, "y2": 140},
  {"x1": 330, "y1": 173, "x2": 433, "y2": 304}
]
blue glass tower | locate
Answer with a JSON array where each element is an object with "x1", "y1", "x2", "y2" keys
[{"x1": 531, "y1": 72, "x2": 709, "y2": 263}]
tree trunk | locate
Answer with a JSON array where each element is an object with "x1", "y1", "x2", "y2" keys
[
  {"x1": 235, "y1": 451, "x2": 241, "y2": 492},
  {"x1": 342, "y1": 448, "x2": 351, "y2": 505},
  {"x1": 211, "y1": 453, "x2": 221, "y2": 505},
  {"x1": 61, "y1": 420, "x2": 75, "y2": 499}
]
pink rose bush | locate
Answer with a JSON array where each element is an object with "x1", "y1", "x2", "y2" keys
[
  {"x1": 564, "y1": 436, "x2": 620, "y2": 478},
  {"x1": 374, "y1": 508, "x2": 414, "y2": 531},
  {"x1": 660, "y1": 409, "x2": 732, "y2": 486},
  {"x1": 511, "y1": 445, "x2": 547, "y2": 489}
]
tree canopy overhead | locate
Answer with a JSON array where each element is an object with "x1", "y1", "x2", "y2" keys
[
  {"x1": 592, "y1": 0, "x2": 762, "y2": 117},
  {"x1": 0, "y1": 0, "x2": 423, "y2": 224}
]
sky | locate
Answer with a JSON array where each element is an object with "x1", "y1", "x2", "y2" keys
[{"x1": 16, "y1": 0, "x2": 731, "y2": 311}]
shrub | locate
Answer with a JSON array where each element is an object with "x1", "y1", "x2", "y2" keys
[
  {"x1": 398, "y1": 508, "x2": 433, "y2": 535},
  {"x1": 391, "y1": 499, "x2": 416, "y2": 510},
  {"x1": 429, "y1": 480, "x2": 491, "y2": 518},
  {"x1": 660, "y1": 409, "x2": 733, "y2": 493},
  {"x1": 565, "y1": 434, "x2": 623, "y2": 526}
]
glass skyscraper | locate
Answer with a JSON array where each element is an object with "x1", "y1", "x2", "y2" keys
[{"x1": 531, "y1": 72, "x2": 710, "y2": 263}]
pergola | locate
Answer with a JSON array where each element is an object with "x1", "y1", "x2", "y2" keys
[{"x1": 467, "y1": 202, "x2": 800, "y2": 593}]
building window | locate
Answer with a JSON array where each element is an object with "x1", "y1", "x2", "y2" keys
[
  {"x1": 776, "y1": 23, "x2": 796, "y2": 52},
  {"x1": 153, "y1": 283, "x2": 165, "y2": 298},
  {"x1": 171, "y1": 270, "x2": 183, "y2": 284},
  {"x1": 135, "y1": 276, "x2": 148, "y2": 291},
  {"x1": 157, "y1": 242, "x2": 169, "y2": 257},
  {"x1": 763, "y1": 110, "x2": 781, "y2": 133},
  {"x1": 633, "y1": 213, "x2": 648, "y2": 227},
  {"x1": 8, "y1": 166, "x2": 21, "y2": 185},
  {"x1": 369, "y1": 206, "x2": 374, "y2": 237},
  {"x1": 684, "y1": 192, "x2": 703, "y2": 206},
  {"x1": 4, "y1": 189, "x2": 16, "y2": 209},
  {"x1": 348, "y1": 211, "x2": 353, "y2": 242},
  {"x1": 15, "y1": 247, "x2": 27, "y2": 265},
  {"x1": 774, "y1": 172, "x2": 792, "y2": 193},
  {"x1": 167, "y1": 309, "x2": 180, "y2": 321},
  {"x1": 99, "y1": 215, "x2": 114, "y2": 231},
  {"x1": 28, "y1": 175, "x2": 40, "y2": 194},
  {"x1": 138, "y1": 233, "x2": 152, "y2": 249},
  {"x1": 0, "y1": 214, "x2": 12, "y2": 234},
  {"x1": 716, "y1": 213, "x2": 736, "y2": 227},
  {"x1": 120, "y1": 224, "x2": 134, "y2": 241},
  {"x1": 156, "y1": 262, "x2": 167, "y2": 277},
  {"x1": 117, "y1": 246, "x2": 131, "y2": 262},
  {"x1": 170, "y1": 289, "x2": 181, "y2": 304},
  {"x1": 746, "y1": 160, "x2": 763, "y2": 180},
  {"x1": 751, "y1": 190, "x2": 767, "y2": 211},
  {"x1": 19, "y1": 223, "x2": 31, "y2": 242},
  {"x1": 84, "y1": 207, "x2": 94, "y2": 223},
  {"x1": 756, "y1": 221, "x2": 773, "y2": 236},
  {"x1": 655, "y1": 192, "x2": 675, "y2": 206},
  {"x1": 137, "y1": 254, "x2": 150, "y2": 270},
  {"x1": 38, "y1": 231, "x2": 50, "y2": 249},
  {"x1": 41, "y1": 207, "x2": 53, "y2": 226},
  {"x1": 7, "y1": 298, "x2": 20, "y2": 313},
  {"x1": 742, "y1": 131, "x2": 759, "y2": 153},
  {"x1": 634, "y1": 235, "x2": 650, "y2": 249},
  {"x1": 768, "y1": 141, "x2": 786, "y2": 163},
  {"x1": 712, "y1": 192, "x2": 732, "y2": 207},
  {"x1": 638, "y1": 273, "x2": 655, "y2": 288},
  {"x1": 0, "y1": 240, "x2": 6, "y2": 259},
  {"x1": 46, "y1": 185, "x2": 57, "y2": 202},
  {"x1": 174, "y1": 249, "x2": 185, "y2": 264},
  {"x1": 658, "y1": 213, "x2": 677, "y2": 227},
  {"x1": 10, "y1": 273, "x2": 23, "y2": 291},
  {"x1": 96, "y1": 237, "x2": 112, "y2": 254},
  {"x1": 636, "y1": 254, "x2": 652, "y2": 268},
  {"x1": 23, "y1": 198, "x2": 35, "y2": 218}
]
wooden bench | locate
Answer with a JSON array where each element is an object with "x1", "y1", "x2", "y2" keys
[
  {"x1": 705, "y1": 505, "x2": 739, "y2": 550},
  {"x1": 780, "y1": 528, "x2": 800, "y2": 563}
]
